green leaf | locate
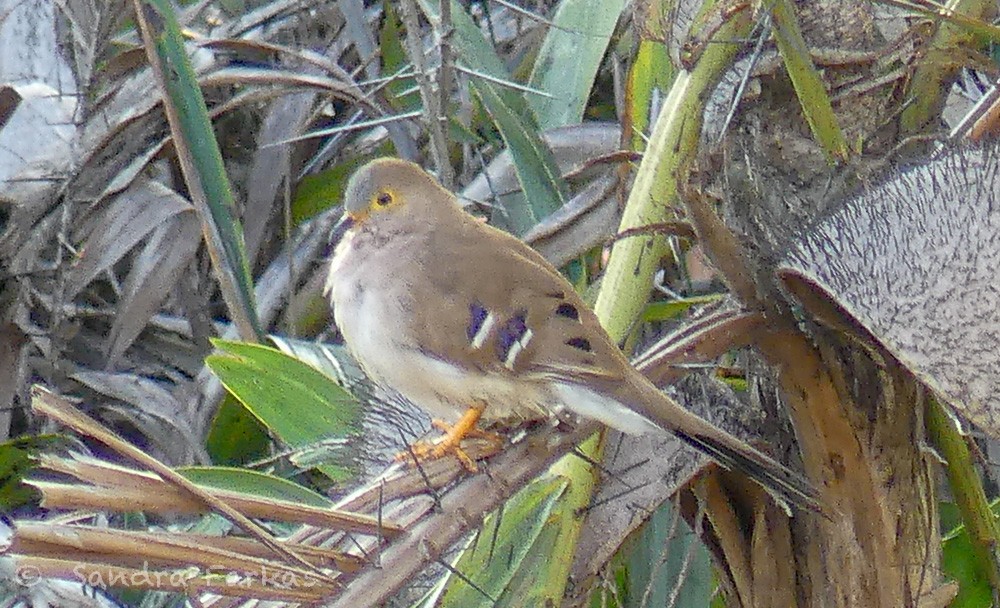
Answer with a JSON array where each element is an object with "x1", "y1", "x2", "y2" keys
[
  {"x1": 381, "y1": 0, "x2": 420, "y2": 111},
  {"x1": 623, "y1": 500, "x2": 714, "y2": 606},
  {"x1": 136, "y1": 0, "x2": 262, "y2": 339},
  {"x1": 943, "y1": 512, "x2": 996, "y2": 607},
  {"x1": 292, "y1": 157, "x2": 369, "y2": 225},
  {"x1": 470, "y1": 82, "x2": 567, "y2": 234},
  {"x1": 928, "y1": 397, "x2": 1000, "y2": 601},
  {"x1": 205, "y1": 339, "x2": 359, "y2": 480},
  {"x1": 206, "y1": 393, "x2": 269, "y2": 466},
  {"x1": 527, "y1": 0, "x2": 627, "y2": 129},
  {"x1": 179, "y1": 466, "x2": 333, "y2": 507},
  {"x1": 625, "y1": 40, "x2": 675, "y2": 150},
  {"x1": 641, "y1": 294, "x2": 724, "y2": 322},
  {"x1": 0, "y1": 435, "x2": 67, "y2": 510},
  {"x1": 769, "y1": 0, "x2": 848, "y2": 161},
  {"x1": 436, "y1": 476, "x2": 569, "y2": 606},
  {"x1": 586, "y1": 500, "x2": 714, "y2": 607}
]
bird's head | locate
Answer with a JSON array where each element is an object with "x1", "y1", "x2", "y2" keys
[{"x1": 332, "y1": 158, "x2": 453, "y2": 243}]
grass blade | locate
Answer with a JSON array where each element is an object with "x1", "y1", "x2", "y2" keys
[{"x1": 132, "y1": 0, "x2": 263, "y2": 340}]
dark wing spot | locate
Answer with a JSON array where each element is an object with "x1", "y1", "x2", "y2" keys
[
  {"x1": 496, "y1": 310, "x2": 529, "y2": 360},
  {"x1": 566, "y1": 337, "x2": 592, "y2": 352},
  {"x1": 467, "y1": 302, "x2": 489, "y2": 341},
  {"x1": 555, "y1": 302, "x2": 579, "y2": 320}
]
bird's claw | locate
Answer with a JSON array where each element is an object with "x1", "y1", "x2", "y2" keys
[
  {"x1": 396, "y1": 418, "x2": 505, "y2": 473},
  {"x1": 397, "y1": 438, "x2": 479, "y2": 472}
]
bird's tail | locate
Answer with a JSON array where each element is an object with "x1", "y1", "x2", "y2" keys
[
  {"x1": 618, "y1": 374, "x2": 824, "y2": 513},
  {"x1": 670, "y1": 424, "x2": 823, "y2": 513}
]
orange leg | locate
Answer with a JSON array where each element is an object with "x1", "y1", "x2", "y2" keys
[
  {"x1": 430, "y1": 419, "x2": 504, "y2": 440},
  {"x1": 397, "y1": 404, "x2": 503, "y2": 472}
]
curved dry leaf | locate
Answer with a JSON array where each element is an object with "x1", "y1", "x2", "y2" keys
[
  {"x1": 71, "y1": 370, "x2": 199, "y2": 448},
  {"x1": 74, "y1": 89, "x2": 169, "y2": 202},
  {"x1": 100, "y1": 403, "x2": 204, "y2": 464},
  {"x1": 70, "y1": 370, "x2": 187, "y2": 416},
  {"x1": 66, "y1": 179, "x2": 194, "y2": 300},
  {"x1": 1, "y1": 159, "x2": 71, "y2": 267},
  {"x1": 197, "y1": 39, "x2": 355, "y2": 83},
  {"x1": 105, "y1": 203, "x2": 201, "y2": 366},
  {"x1": 214, "y1": 0, "x2": 333, "y2": 40},
  {"x1": 779, "y1": 144, "x2": 1000, "y2": 435},
  {"x1": 75, "y1": 63, "x2": 373, "y2": 204},
  {"x1": 461, "y1": 122, "x2": 622, "y2": 204},
  {"x1": 5, "y1": 202, "x2": 63, "y2": 276},
  {"x1": 522, "y1": 172, "x2": 618, "y2": 267},
  {"x1": 201, "y1": 66, "x2": 373, "y2": 109},
  {"x1": 0, "y1": 83, "x2": 80, "y2": 269}
]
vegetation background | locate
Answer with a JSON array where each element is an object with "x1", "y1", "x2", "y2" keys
[{"x1": 2, "y1": 0, "x2": 1000, "y2": 606}]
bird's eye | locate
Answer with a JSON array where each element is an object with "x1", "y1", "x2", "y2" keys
[{"x1": 375, "y1": 192, "x2": 393, "y2": 207}]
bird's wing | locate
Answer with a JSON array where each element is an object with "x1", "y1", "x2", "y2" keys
[{"x1": 407, "y1": 213, "x2": 633, "y2": 387}]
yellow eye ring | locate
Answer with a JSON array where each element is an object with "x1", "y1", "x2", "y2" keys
[{"x1": 375, "y1": 192, "x2": 393, "y2": 207}]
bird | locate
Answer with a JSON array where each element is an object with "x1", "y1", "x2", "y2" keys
[{"x1": 325, "y1": 157, "x2": 821, "y2": 511}]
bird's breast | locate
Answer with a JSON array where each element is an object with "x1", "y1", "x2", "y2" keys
[{"x1": 327, "y1": 229, "x2": 421, "y2": 384}]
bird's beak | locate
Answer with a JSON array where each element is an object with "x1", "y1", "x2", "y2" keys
[{"x1": 329, "y1": 211, "x2": 358, "y2": 247}]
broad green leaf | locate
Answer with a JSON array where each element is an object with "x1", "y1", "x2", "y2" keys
[
  {"x1": 206, "y1": 393, "x2": 269, "y2": 466},
  {"x1": 205, "y1": 339, "x2": 359, "y2": 480},
  {"x1": 943, "y1": 513, "x2": 995, "y2": 607},
  {"x1": 418, "y1": 0, "x2": 568, "y2": 235},
  {"x1": 527, "y1": 0, "x2": 627, "y2": 129},
  {"x1": 435, "y1": 476, "x2": 569, "y2": 606},
  {"x1": 179, "y1": 466, "x2": 332, "y2": 507}
]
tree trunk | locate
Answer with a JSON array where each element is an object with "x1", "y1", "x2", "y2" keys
[{"x1": 669, "y1": 1, "x2": 980, "y2": 604}]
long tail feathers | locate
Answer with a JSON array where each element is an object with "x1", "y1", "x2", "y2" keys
[
  {"x1": 672, "y1": 428, "x2": 824, "y2": 514},
  {"x1": 573, "y1": 371, "x2": 825, "y2": 512}
]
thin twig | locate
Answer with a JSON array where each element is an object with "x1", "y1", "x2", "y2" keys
[
  {"x1": 490, "y1": 0, "x2": 557, "y2": 27},
  {"x1": 453, "y1": 64, "x2": 556, "y2": 97},
  {"x1": 607, "y1": 221, "x2": 697, "y2": 244},
  {"x1": 438, "y1": 0, "x2": 454, "y2": 187},
  {"x1": 435, "y1": 558, "x2": 497, "y2": 602}
]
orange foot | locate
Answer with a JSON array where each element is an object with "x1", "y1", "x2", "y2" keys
[{"x1": 396, "y1": 406, "x2": 504, "y2": 472}]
